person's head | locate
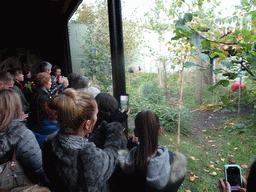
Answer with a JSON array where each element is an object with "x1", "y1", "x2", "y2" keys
[
  {"x1": 87, "y1": 87, "x2": 101, "y2": 98},
  {"x1": 33, "y1": 72, "x2": 52, "y2": 90},
  {"x1": 0, "y1": 71, "x2": 14, "y2": 90},
  {"x1": 37, "y1": 61, "x2": 52, "y2": 74},
  {"x1": 134, "y1": 110, "x2": 162, "y2": 174},
  {"x1": 67, "y1": 73, "x2": 90, "y2": 90},
  {"x1": 8, "y1": 68, "x2": 24, "y2": 82},
  {"x1": 0, "y1": 89, "x2": 23, "y2": 132},
  {"x1": 52, "y1": 65, "x2": 61, "y2": 77},
  {"x1": 62, "y1": 76, "x2": 69, "y2": 88},
  {"x1": 41, "y1": 101, "x2": 58, "y2": 123},
  {"x1": 95, "y1": 93, "x2": 118, "y2": 113},
  {"x1": 47, "y1": 88, "x2": 98, "y2": 136}
]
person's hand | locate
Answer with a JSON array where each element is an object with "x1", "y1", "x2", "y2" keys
[
  {"x1": 120, "y1": 109, "x2": 130, "y2": 115},
  {"x1": 129, "y1": 133, "x2": 138, "y2": 144},
  {"x1": 218, "y1": 178, "x2": 231, "y2": 192},
  {"x1": 238, "y1": 177, "x2": 247, "y2": 192},
  {"x1": 20, "y1": 112, "x2": 29, "y2": 121},
  {"x1": 58, "y1": 76, "x2": 64, "y2": 84},
  {"x1": 218, "y1": 178, "x2": 247, "y2": 192}
]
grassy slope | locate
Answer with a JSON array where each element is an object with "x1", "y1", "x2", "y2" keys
[{"x1": 159, "y1": 115, "x2": 256, "y2": 192}]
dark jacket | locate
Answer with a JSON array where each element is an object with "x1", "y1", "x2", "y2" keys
[
  {"x1": 32, "y1": 119, "x2": 60, "y2": 148},
  {"x1": 92, "y1": 109, "x2": 128, "y2": 149},
  {"x1": 27, "y1": 87, "x2": 52, "y2": 129},
  {"x1": 109, "y1": 146, "x2": 187, "y2": 192},
  {"x1": 0, "y1": 119, "x2": 48, "y2": 184},
  {"x1": 13, "y1": 83, "x2": 30, "y2": 113},
  {"x1": 42, "y1": 121, "x2": 123, "y2": 192}
]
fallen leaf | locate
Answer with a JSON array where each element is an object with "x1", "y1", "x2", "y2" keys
[
  {"x1": 210, "y1": 171, "x2": 217, "y2": 176},
  {"x1": 202, "y1": 187, "x2": 209, "y2": 191},
  {"x1": 190, "y1": 156, "x2": 196, "y2": 160},
  {"x1": 208, "y1": 140, "x2": 215, "y2": 143},
  {"x1": 196, "y1": 146, "x2": 202, "y2": 149},
  {"x1": 218, "y1": 153, "x2": 221, "y2": 156},
  {"x1": 230, "y1": 123, "x2": 235, "y2": 125},
  {"x1": 216, "y1": 168, "x2": 222, "y2": 171},
  {"x1": 202, "y1": 130, "x2": 206, "y2": 132},
  {"x1": 227, "y1": 142, "x2": 231, "y2": 145},
  {"x1": 204, "y1": 169, "x2": 209, "y2": 172},
  {"x1": 240, "y1": 164, "x2": 248, "y2": 169},
  {"x1": 221, "y1": 158, "x2": 225, "y2": 162},
  {"x1": 234, "y1": 147, "x2": 238, "y2": 151},
  {"x1": 209, "y1": 164, "x2": 215, "y2": 168},
  {"x1": 186, "y1": 190, "x2": 191, "y2": 192}
]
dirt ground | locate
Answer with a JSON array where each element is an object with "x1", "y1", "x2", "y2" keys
[{"x1": 190, "y1": 109, "x2": 255, "y2": 134}]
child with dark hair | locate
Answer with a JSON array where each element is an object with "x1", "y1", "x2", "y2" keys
[
  {"x1": 32, "y1": 100, "x2": 60, "y2": 148},
  {"x1": 89, "y1": 93, "x2": 129, "y2": 149},
  {"x1": 109, "y1": 110, "x2": 187, "y2": 192}
]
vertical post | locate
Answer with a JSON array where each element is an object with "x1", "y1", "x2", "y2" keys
[
  {"x1": 107, "y1": 0, "x2": 126, "y2": 102},
  {"x1": 108, "y1": 0, "x2": 128, "y2": 137}
]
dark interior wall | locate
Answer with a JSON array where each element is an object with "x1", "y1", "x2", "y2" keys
[{"x1": 0, "y1": 0, "x2": 81, "y2": 76}]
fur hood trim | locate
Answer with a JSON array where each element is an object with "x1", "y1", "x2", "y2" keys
[{"x1": 118, "y1": 148, "x2": 187, "y2": 186}]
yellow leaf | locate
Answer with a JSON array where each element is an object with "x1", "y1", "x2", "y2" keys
[
  {"x1": 210, "y1": 171, "x2": 217, "y2": 176},
  {"x1": 186, "y1": 190, "x2": 191, "y2": 192},
  {"x1": 234, "y1": 147, "x2": 238, "y2": 151},
  {"x1": 230, "y1": 123, "x2": 235, "y2": 125},
  {"x1": 227, "y1": 142, "x2": 231, "y2": 145},
  {"x1": 209, "y1": 164, "x2": 215, "y2": 168},
  {"x1": 190, "y1": 156, "x2": 196, "y2": 160},
  {"x1": 221, "y1": 158, "x2": 225, "y2": 162}
]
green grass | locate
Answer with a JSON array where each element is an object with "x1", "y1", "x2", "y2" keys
[{"x1": 159, "y1": 114, "x2": 256, "y2": 192}]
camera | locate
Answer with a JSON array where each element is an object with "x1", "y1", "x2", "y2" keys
[{"x1": 49, "y1": 83, "x2": 64, "y2": 95}]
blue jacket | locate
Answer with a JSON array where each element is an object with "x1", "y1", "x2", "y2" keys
[{"x1": 33, "y1": 119, "x2": 60, "y2": 148}]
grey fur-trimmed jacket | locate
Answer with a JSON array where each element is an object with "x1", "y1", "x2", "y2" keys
[
  {"x1": 0, "y1": 119, "x2": 47, "y2": 184},
  {"x1": 42, "y1": 121, "x2": 123, "y2": 192},
  {"x1": 109, "y1": 146, "x2": 187, "y2": 192}
]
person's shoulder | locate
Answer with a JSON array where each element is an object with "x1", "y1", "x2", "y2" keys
[{"x1": 168, "y1": 149, "x2": 187, "y2": 184}]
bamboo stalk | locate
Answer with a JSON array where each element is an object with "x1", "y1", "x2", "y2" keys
[{"x1": 177, "y1": 63, "x2": 185, "y2": 144}]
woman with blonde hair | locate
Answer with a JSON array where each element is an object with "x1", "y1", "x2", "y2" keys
[
  {"x1": 0, "y1": 89, "x2": 48, "y2": 186},
  {"x1": 42, "y1": 88, "x2": 123, "y2": 192}
]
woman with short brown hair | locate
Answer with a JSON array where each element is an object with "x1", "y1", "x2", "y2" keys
[{"x1": 42, "y1": 88, "x2": 123, "y2": 192}]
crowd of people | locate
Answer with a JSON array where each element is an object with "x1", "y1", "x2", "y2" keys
[{"x1": 0, "y1": 60, "x2": 254, "y2": 192}]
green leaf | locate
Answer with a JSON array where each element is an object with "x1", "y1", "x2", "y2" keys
[
  {"x1": 250, "y1": 10, "x2": 256, "y2": 19},
  {"x1": 184, "y1": 61, "x2": 196, "y2": 68},
  {"x1": 191, "y1": 32, "x2": 202, "y2": 49},
  {"x1": 199, "y1": 53, "x2": 209, "y2": 61},
  {"x1": 202, "y1": 39, "x2": 211, "y2": 50},
  {"x1": 208, "y1": 80, "x2": 230, "y2": 91},
  {"x1": 217, "y1": 80, "x2": 230, "y2": 87},
  {"x1": 175, "y1": 18, "x2": 189, "y2": 30},
  {"x1": 184, "y1": 13, "x2": 193, "y2": 23},
  {"x1": 235, "y1": 123, "x2": 245, "y2": 128},
  {"x1": 221, "y1": 60, "x2": 233, "y2": 68}
]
